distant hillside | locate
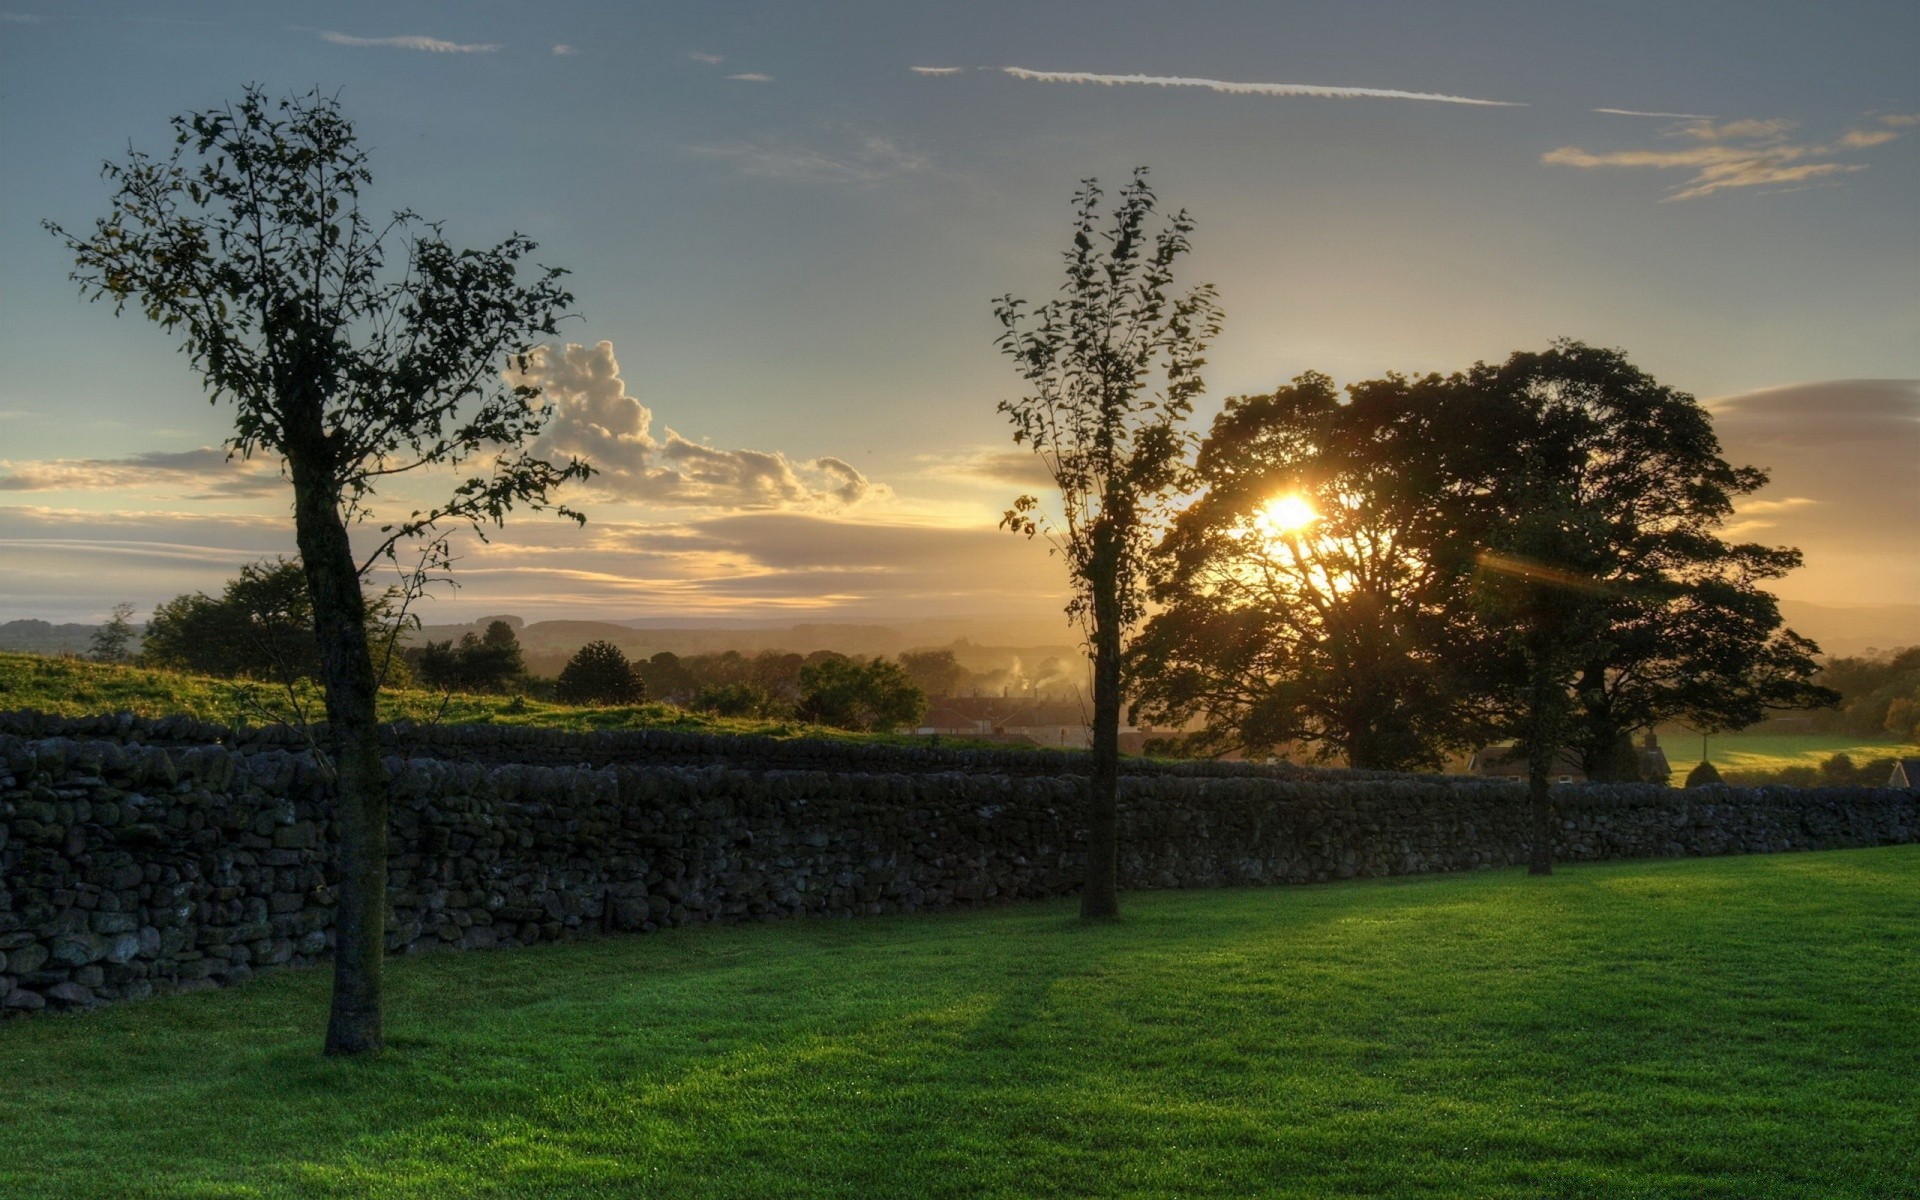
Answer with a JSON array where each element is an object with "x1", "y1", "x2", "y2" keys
[{"x1": 0, "y1": 619, "x2": 133, "y2": 656}]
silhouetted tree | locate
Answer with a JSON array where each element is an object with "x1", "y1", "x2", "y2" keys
[
  {"x1": 994, "y1": 169, "x2": 1223, "y2": 918},
  {"x1": 796, "y1": 657, "x2": 927, "y2": 732},
  {"x1": 556, "y1": 640, "x2": 642, "y2": 706},
  {"x1": 142, "y1": 560, "x2": 324, "y2": 682},
  {"x1": 88, "y1": 603, "x2": 138, "y2": 663},
  {"x1": 898, "y1": 648, "x2": 970, "y2": 698},
  {"x1": 416, "y1": 620, "x2": 526, "y2": 692},
  {"x1": 1131, "y1": 372, "x2": 1510, "y2": 769},
  {"x1": 50, "y1": 88, "x2": 588, "y2": 1055}
]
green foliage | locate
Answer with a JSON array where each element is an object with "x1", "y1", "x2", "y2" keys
[
  {"x1": 140, "y1": 560, "x2": 323, "y2": 682},
  {"x1": 86, "y1": 603, "x2": 137, "y2": 664},
  {"x1": 1468, "y1": 343, "x2": 1834, "y2": 776},
  {"x1": 796, "y1": 656, "x2": 927, "y2": 732},
  {"x1": 689, "y1": 681, "x2": 770, "y2": 718},
  {"x1": 1722, "y1": 751, "x2": 1903, "y2": 788},
  {"x1": 554, "y1": 640, "x2": 644, "y2": 707},
  {"x1": 1132, "y1": 372, "x2": 1508, "y2": 770},
  {"x1": 3, "y1": 849, "x2": 1915, "y2": 1198},
  {"x1": 1811, "y1": 647, "x2": 1920, "y2": 741},
  {"x1": 414, "y1": 620, "x2": 526, "y2": 693}
]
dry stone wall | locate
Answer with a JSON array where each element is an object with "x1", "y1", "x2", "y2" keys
[{"x1": 2, "y1": 719, "x2": 1916, "y2": 1018}]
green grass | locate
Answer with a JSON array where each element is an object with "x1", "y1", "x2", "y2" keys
[
  {"x1": 4, "y1": 848, "x2": 1915, "y2": 1199},
  {"x1": 1659, "y1": 728, "x2": 1920, "y2": 783},
  {"x1": 0, "y1": 651, "x2": 950, "y2": 744}
]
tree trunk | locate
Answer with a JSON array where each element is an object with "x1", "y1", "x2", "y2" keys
[
  {"x1": 289, "y1": 455, "x2": 389, "y2": 1056},
  {"x1": 1525, "y1": 664, "x2": 1558, "y2": 877},
  {"x1": 1083, "y1": 547, "x2": 1123, "y2": 920}
]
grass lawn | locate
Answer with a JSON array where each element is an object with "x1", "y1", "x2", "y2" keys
[
  {"x1": 1656, "y1": 727, "x2": 1920, "y2": 784},
  {"x1": 4, "y1": 848, "x2": 1915, "y2": 1199}
]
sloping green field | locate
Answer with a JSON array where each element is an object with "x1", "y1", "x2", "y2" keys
[
  {"x1": 0, "y1": 651, "x2": 873, "y2": 741},
  {"x1": 4, "y1": 847, "x2": 1915, "y2": 1199}
]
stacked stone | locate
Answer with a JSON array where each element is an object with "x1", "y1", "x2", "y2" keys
[{"x1": 4, "y1": 728, "x2": 1916, "y2": 1019}]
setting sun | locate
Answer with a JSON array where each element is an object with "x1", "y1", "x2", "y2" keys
[{"x1": 1255, "y1": 493, "x2": 1317, "y2": 537}]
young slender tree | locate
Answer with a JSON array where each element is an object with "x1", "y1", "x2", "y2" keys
[
  {"x1": 994, "y1": 169, "x2": 1223, "y2": 918},
  {"x1": 48, "y1": 88, "x2": 590, "y2": 1054}
]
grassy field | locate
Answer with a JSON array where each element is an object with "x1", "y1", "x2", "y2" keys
[
  {"x1": 3, "y1": 847, "x2": 1914, "y2": 1199},
  {"x1": 1656, "y1": 726, "x2": 1920, "y2": 784},
  {"x1": 0, "y1": 651, "x2": 912, "y2": 743}
]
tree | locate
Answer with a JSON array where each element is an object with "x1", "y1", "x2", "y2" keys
[
  {"x1": 994, "y1": 169, "x2": 1223, "y2": 918},
  {"x1": 1131, "y1": 372, "x2": 1510, "y2": 769},
  {"x1": 414, "y1": 619, "x2": 525, "y2": 692},
  {"x1": 555, "y1": 641, "x2": 643, "y2": 706},
  {"x1": 88, "y1": 603, "x2": 138, "y2": 663},
  {"x1": 141, "y1": 559, "x2": 324, "y2": 682},
  {"x1": 796, "y1": 656, "x2": 927, "y2": 732},
  {"x1": 1465, "y1": 340, "x2": 1837, "y2": 873},
  {"x1": 50, "y1": 89, "x2": 588, "y2": 1055},
  {"x1": 898, "y1": 648, "x2": 970, "y2": 698}
]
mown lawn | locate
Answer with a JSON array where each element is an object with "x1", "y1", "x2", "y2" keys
[{"x1": 4, "y1": 847, "x2": 1915, "y2": 1199}]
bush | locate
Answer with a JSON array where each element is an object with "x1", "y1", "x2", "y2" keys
[
  {"x1": 1684, "y1": 760, "x2": 1724, "y2": 788},
  {"x1": 796, "y1": 656, "x2": 927, "y2": 732},
  {"x1": 555, "y1": 640, "x2": 643, "y2": 706}
]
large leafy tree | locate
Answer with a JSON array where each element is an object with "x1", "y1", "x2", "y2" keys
[
  {"x1": 995, "y1": 169, "x2": 1223, "y2": 918},
  {"x1": 49, "y1": 88, "x2": 590, "y2": 1054},
  {"x1": 796, "y1": 656, "x2": 927, "y2": 732},
  {"x1": 1131, "y1": 371, "x2": 1511, "y2": 770},
  {"x1": 1469, "y1": 343, "x2": 1833, "y2": 789}
]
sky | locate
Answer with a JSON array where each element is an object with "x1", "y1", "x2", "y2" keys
[{"x1": 1, "y1": 0, "x2": 1915, "y2": 627}]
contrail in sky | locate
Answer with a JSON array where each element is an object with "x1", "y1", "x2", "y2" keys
[
  {"x1": 1000, "y1": 66, "x2": 1523, "y2": 107},
  {"x1": 1593, "y1": 107, "x2": 1715, "y2": 119}
]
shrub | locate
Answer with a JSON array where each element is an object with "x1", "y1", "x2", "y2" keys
[
  {"x1": 555, "y1": 640, "x2": 643, "y2": 706},
  {"x1": 796, "y1": 656, "x2": 927, "y2": 732}
]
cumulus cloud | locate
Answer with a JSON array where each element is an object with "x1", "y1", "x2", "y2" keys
[
  {"x1": 1543, "y1": 113, "x2": 1907, "y2": 199},
  {"x1": 1708, "y1": 379, "x2": 1920, "y2": 604},
  {"x1": 319, "y1": 30, "x2": 501, "y2": 53},
  {"x1": 0, "y1": 447, "x2": 280, "y2": 500},
  {"x1": 689, "y1": 131, "x2": 927, "y2": 184},
  {"x1": 999, "y1": 66, "x2": 1522, "y2": 107},
  {"x1": 508, "y1": 341, "x2": 885, "y2": 510}
]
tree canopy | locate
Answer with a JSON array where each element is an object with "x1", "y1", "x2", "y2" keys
[
  {"x1": 49, "y1": 87, "x2": 589, "y2": 1055},
  {"x1": 994, "y1": 168, "x2": 1222, "y2": 918}
]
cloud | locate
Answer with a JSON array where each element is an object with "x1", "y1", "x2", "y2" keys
[
  {"x1": 689, "y1": 131, "x2": 928, "y2": 184},
  {"x1": 1877, "y1": 112, "x2": 1920, "y2": 127},
  {"x1": 1674, "y1": 117, "x2": 1796, "y2": 141},
  {"x1": 0, "y1": 504, "x2": 1073, "y2": 624},
  {"x1": 1592, "y1": 107, "x2": 1714, "y2": 119},
  {"x1": 0, "y1": 447, "x2": 282, "y2": 499},
  {"x1": 917, "y1": 448, "x2": 1060, "y2": 491},
  {"x1": 319, "y1": 30, "x2": 501, "y2": 53},
  {"x1": 726, "y1": 72, "x2": 773, "y2": 83},
  {"x1": 689, "y1": 51, "x2": 724, "y2": 64},
  {"x1": 1543, "y1": 114, "x2": 1905, "y2": 199},
  {"x1": 911, "y1": 66, "x2": 964, "y2": 76},
  {"x1": 1707, "y1": 380, "x2": 1920, "y2": 604},
  {"x1": 552, "y1": 44, "x2": 576, "y2": 56},
  {"x1": 999, "y1": 66, "x2": 1522, "y2": 107},
  {"x1": 508, "y1": 341, "x2": 886, "y2": 510}
]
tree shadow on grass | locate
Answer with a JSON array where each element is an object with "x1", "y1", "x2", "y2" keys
[{"x1": 5, "y1": 849, "x2": 1915, "y2": 1199}]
